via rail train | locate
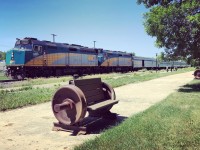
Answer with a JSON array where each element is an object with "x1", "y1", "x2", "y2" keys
[{"x1": 5, "y1": 37, "x2": 189, "y2": 79}]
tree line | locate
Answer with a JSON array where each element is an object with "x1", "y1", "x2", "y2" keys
[
  {"x1": 137, "y1": 0, "x2": 200, "y2": 66},
  {"x1": 0, "y1": 51, "x2": 6, "y2": 61}
]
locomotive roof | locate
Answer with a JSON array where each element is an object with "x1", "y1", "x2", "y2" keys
[
  {"x1": 103, "y1": 50, "x2": 132, "y2": 56},
  {"x1": 18, "y1": 37, "x2": 133, "y2": 55},
  {"x1": 24, "y1": 37, "x2": 38, "y2": 40},
  {"x1": 133, "y1": 56, "x2": 156, "y2": 61}
]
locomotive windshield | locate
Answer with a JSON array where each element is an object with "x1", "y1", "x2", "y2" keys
[
  {"x1": 14, "y1": 40, "x2": 21, "y2": 48},
  {"x1": 14, "y1": 39, "x2": 32, "y2": 50}
]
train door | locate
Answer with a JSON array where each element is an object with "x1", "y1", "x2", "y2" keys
[
  {"x1": 105, "y1": 53, "x2": 109, "y2": 66},
  {"x1": 132, "y1": 57, "x2": 134, "y2": 68},
  {"x1": 43, "y1": 47, "x2": 47, "y2": 66},
  {"x1": 117, "y1": 55, "x2": 121, "y2": 67},
  {"x1": 98, "y1": 54, "x2": 103, "y2": 66},
  {"x1": 142, "y1": 60, "x2": 144, "y2": 67},
  {"x1": 33, "y1": 45, "x2": 43, "y2": 66},
  {"x1": 66, "y1": 52, "x2": 69, "y2": 66}
]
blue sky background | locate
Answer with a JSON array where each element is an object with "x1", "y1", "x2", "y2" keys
[{"x1": 0, "y1": 0, "x2": 163, "y2": 57}]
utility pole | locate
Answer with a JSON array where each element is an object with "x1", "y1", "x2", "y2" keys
[
  {"x1": 51, "y1": 34, "x2": 57, "y2": 42},
  {"x1": 93, "y1": 41, "x2": 96, "y2": 49}
]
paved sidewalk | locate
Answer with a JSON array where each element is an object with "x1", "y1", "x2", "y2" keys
[
  {"x1": 113, "y1": 71, "x2": 194, "y2": 117},
  {"x1": 0, "y1": 71, "x2": 194, "y2": 150}
]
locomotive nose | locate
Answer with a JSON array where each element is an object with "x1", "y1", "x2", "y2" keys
[
  {"x1": 6, "y1": 50, "x2": 14, "y2": 65},
  {"x1": 6, "y1": 49, "x2": 25, "y2": 65}
]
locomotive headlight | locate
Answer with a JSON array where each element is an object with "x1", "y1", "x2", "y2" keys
[{"x1": 11, "y1": 52, "x2": 14, "y2": 60}]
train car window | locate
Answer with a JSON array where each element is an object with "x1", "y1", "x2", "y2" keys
[
  {"x1": 81, "y1": 49, "x2": 96, "y2": 53},
  {"x1": 47, "y1": 46, "x2": 57, "y2": 50},
  {"x1": 98, "y1": 49, "x2": 103, "y2": 53},
  {"x1": 69, "y1": 47, "x2": 77, "y2": 51}
]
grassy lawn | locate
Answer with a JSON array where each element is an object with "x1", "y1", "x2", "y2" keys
[
  {"x1": 0, "y1": 67, "x2": 194, "y2": 111},
  {"x1": 101, "y1": 67, "x2": 194, "y2": 88},
  {"x1": 0, "y1": 71, "x2": 9, "y2": 80},
  {"x1": 0, "y1": 76, "x2": 72, "y2": 88},
  {"x1": 0, "y1": 86, "x2": 57, "y2": 111},
  {"x1": 75, "y1": 79, "x2": 200, "y2": 150}
]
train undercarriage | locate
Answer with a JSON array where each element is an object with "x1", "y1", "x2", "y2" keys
[
  {"x1": 6, "y1": 66, "x2": 134, "y2": 79},
  {"x1": 6, "y1": 65, "x2": 183, "y2": 80}
]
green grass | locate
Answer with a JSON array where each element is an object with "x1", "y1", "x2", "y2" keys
[
  {"x1": 75, "y1": 79, "x2": 200, "y2": 150},
  {"x1": 0, "y1": 86, "x2": 57, "y2": 111},
  {"x1": 0, "y1": 67, "x2": 194, "y2": 111},
  {"x1": 0, "y1": 67, "x2": 194, "y2": 89},
  {"x1": 96, "y1": 67, "x2": 194, "y2": 88},
  {"x1": 0, "y1": 71, "x2": 9, "y2": 80},
  {"x1": 0, "y1": 76, "x2": 73, "y2": 88}
]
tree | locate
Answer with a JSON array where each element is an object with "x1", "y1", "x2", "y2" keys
[
  {"x1": 131, "y1": 52, "x2": 136, "y2": 56},
  {"x1": 137, "y1": 0, "x2": 200, "y2": 60},
  {"x1": 157, "y1": 52, "x2": 167, "y2": 62},
  {"x1": 137, "y1": 0, "x2": 186, "y2": 8},
  {"x1": 0, "y1": 51, "x2": 6, "y2": 61}
]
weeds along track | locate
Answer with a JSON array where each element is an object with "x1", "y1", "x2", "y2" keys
[
  {"x1": 0, "y1": 79, "x2": 26, "y2": 83},
  {"x1": 0, "y1": 68, "x2": 194, "y2": 91},
  {"x1": 0, "y1": 79, "x2": 28, "y2": 89}
]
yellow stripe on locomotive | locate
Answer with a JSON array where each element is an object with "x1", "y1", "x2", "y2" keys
[{"x1": 25, "y1": 53, "x2": 98, "y2": 67}]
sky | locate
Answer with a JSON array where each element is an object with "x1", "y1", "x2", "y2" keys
[{"x1": 0, "y1": 0, "x2": 163, "y2": 57}]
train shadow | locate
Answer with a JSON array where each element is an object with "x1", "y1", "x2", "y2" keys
[
  {"x1": 178, "y1": 81, "x2": 200, "y2": 93},
  {"x1": 85, "y1": 115, "x2": 127, "y2": 134}
]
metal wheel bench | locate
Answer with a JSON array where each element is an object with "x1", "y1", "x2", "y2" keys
[
  {"x1": 52, "y1": 78, "x2": 119, "y2": 135},
  {"x1": 194, "y1": 69, "x2": 200, "y2": 79}
]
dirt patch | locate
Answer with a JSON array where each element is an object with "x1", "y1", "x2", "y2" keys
[{"x1": 0, "y1": 71, "x2": 194, "y2": 150}]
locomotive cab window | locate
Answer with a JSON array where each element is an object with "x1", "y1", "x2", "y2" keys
[{"x1": 34, "y1": 45, "x2": 43, "y2": 53}]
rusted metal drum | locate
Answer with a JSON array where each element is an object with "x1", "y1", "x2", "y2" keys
[
  {"x1": 194, "y1": 69, "x2": 200, "y2": 79},
  {"x1": 52, "y1": 85, "x2": 87, "y2": 125}
]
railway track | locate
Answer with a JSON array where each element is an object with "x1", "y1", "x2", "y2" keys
[{"x1": 0, "y1": 79, "x2": 26, "y2": 83}]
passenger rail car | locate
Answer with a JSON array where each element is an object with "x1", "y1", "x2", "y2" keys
[
  {"x1": 133, "y1": 56, "x2": 157, "y2": 70},
  {"x1": 5, "y1": 37, "x2": 189, "y2": 79}
]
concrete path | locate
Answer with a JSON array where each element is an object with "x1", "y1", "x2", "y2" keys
[{"x1": 0, "y1": 71, "x2": 194, "y2": 150}]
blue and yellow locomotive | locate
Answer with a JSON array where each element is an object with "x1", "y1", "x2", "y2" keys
[{"x1": 6, "y1": 37, "x2": 133, "y2": 79}]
